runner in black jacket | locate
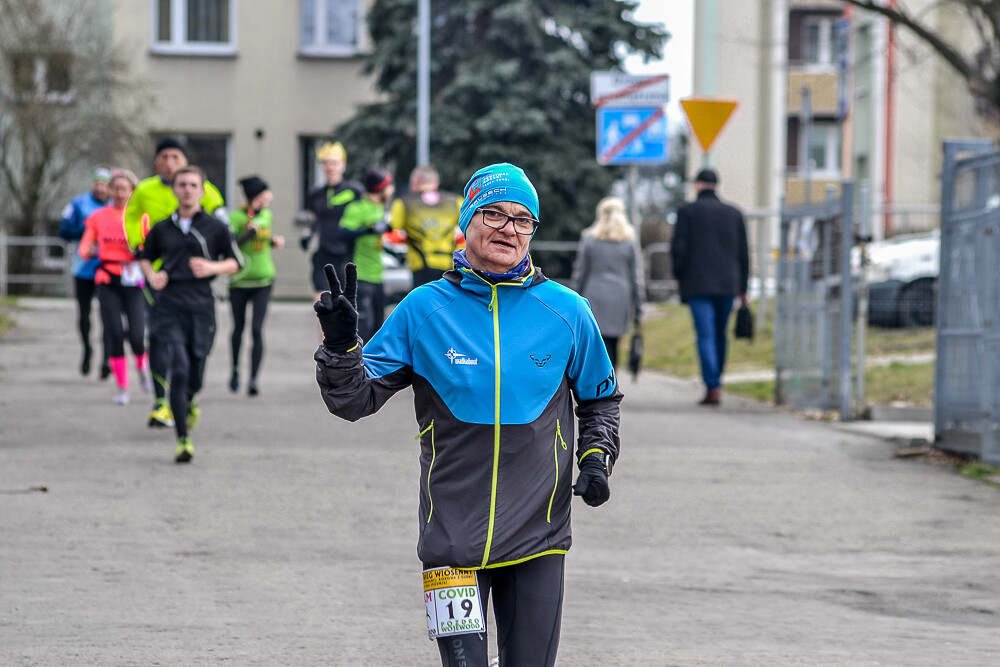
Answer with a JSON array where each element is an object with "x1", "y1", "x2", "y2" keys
[{"x1": 138, "y1": 166, "x2": 242, "y2": 463}]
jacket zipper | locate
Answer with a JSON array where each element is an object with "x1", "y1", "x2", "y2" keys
[
  {"x1": 460, "y1": 267, "x2": 535, "y2": 568},
  {"x1": 547, "y1": 419, "x2": 568, "y2": 523},
  {"x1": 418, "y1": 420, "x2": 435, "y2": 523},
  {"x1": 481, "y1": 283, "x2": 502, "y2": 568}
]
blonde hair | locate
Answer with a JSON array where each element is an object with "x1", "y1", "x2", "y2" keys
[
  {"x1": 584, "y1": 196, "x2": 635, "y2": 242},
  {"x1": 316, "y1": 141, "x2": 347, "y2": 162}
]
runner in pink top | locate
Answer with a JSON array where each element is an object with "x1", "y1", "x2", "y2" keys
[{"x1": 79, "y1": 170, "x2": 150, "y2": 404}]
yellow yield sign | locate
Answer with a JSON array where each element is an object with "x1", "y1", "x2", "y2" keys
[{"x1": 680, "y1": 97, "x2": 738, "y2": 152}]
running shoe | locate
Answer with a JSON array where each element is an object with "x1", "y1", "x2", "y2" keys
[
  {"x1": 228, "y1": 370, "x2": 239, "y2": 393},
  {"x1": 140, "y1": 368, "x2": 153, "y2": 393},
  {"x1": 148, "y1": 400, "x2": 175, "y2": 428},
  {"x1": 186, "y1": 401, "x2": 200, "y2": 431},
  {"x1": 247, "y1": 379, "x2": 259, "y2": 397},
  {"x1": 99, "y1": 360, "x2": 111, "y2": 381},
  {"x1": 174, "y1": 436, "x2": 194, "y2": 463},
  {"x1": 114, "y1": 388, "x2": 130, "y2": 406}
]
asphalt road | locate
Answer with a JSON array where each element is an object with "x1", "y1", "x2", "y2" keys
[{"x1": 2, "y1": 298, "x2": 999, "y2": 666}]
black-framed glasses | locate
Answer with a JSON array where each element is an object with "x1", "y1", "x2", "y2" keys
[{"x1": 477, "y1": 207, "x2": 539, "y2": 235}]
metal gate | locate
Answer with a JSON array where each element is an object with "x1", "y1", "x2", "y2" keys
[
  {"x1": 775, "y1": 183, "x2": 855, "y2": 419},
  {"x1": 935, "y1": 140, "x2": 1000, "y2": 465}
]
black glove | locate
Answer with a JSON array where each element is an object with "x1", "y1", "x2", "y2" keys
[
  {"x1": 572, "y1": 457, "x2": 610, "y2": 507},
  {"x1": 314, "y1": 263, "x2": 359, "y2": 353},
  {"x1": 299, "y1": 232, "x2": 312, "y2": 252}
]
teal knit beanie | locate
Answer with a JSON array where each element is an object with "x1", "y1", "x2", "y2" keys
[{"x1": 458, "y1": 163, "x2": 539, "y2": 234}]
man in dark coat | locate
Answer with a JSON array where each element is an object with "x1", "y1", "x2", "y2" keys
[{"x1": 670, "y1": 169, "x2": 749, "y2": 405}]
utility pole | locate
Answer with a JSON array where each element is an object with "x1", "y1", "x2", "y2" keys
[{"x1": 417, "y1": 0, "x2": 430, "y2": 166}]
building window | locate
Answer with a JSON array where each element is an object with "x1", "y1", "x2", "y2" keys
[
  {"x1": 7, "y1": 52, "x2": 74, "y2": 104},
  {"x1": 800, "y1": 122, "x2": 842, "y2": 177},
  {"x1": 803, "y1": 16, "x2": 835, "y2": 66},
  {"x1": 154, "y1": 133, "x2": 231, "y2": 203},
  {"x1": 787, "y1": 119, "x2": 842, "y2": 178},
  {"x1": 300, "y1": 0, "x2": 363, "y2": 57},
  {"x1": 153, "y1": 0, "x2": 236, "y2": 56}
]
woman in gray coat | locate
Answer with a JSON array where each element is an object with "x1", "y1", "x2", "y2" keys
[{"x1": 571, "y1": 196, "x2": 644, "y2": 367}]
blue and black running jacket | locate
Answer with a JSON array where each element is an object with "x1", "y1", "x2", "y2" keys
[{"x1": 315, "y1": 260, "x2": 622, "y2": 570}]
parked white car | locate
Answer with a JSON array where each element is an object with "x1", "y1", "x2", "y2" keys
[{"x1": 861, "y1": 231, "x2": 939, "y2": 327}]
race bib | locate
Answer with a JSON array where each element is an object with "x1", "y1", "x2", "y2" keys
[
  {"x1": 423, "y1": 567, "x2": 485, "y2": 640},
  {"x1": 121, "y1": 261, "x2": 144, "y2": 287}
]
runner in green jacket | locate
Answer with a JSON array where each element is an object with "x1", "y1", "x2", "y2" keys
[{"x1": 227, "y1": 176, "x2": 284, "y2": 396}]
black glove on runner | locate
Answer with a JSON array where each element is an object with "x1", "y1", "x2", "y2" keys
[
  {"x1": 314, "y1": 263, "x2": 359, "y2": 353},
  {"x1": 572, "y1": 457, "x2": 610, "y2": 507}
]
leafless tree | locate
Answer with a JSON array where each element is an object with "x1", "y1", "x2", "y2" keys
[
  {"x1": 843, "y1": 0, "x2": 1000, "y2": 118},
  {"x1": 0, "y1": 0, "x2": 150, "y2": 243}
]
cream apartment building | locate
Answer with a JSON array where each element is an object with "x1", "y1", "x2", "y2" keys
[
  {"x1": 691, "y1": 0, "x2": 994, "y2": 240},
  {"x1": 111, "y1": 0, "x2": 378, "y2": 297}
]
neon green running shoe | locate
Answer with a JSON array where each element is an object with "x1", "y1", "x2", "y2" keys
[
  {"x1": 186, "y1": 401, "x2": 200, "y2": 431},
  {"x1": 147, "y1": 400, "x2": 175, "y2": 428},
  {"x1": 174, "y1": 436, "x2": 194, "y2": 463}
]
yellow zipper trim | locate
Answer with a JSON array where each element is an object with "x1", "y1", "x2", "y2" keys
[
  {"x1": 481, "y1": 283, "x2": 502, "y2": 568},
  {"x1": 479, "y1": 549, "x2": 569, "y2": 570},
  {"x1": 418, "y1": 421, "x2": 435, "y2": 523},
  {"x1": 547, "y1": 419, "x2": 568, "y2": 523}
]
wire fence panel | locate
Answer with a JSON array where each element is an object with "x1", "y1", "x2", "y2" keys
[
  {"x1": 0, "y1": 233, "x2": 73, "y2": 298},
  {"x1": 775, "y1": 186, "x2": 854, "y2": 417},
  {"x1": 935, "y1": 140, "x2": 1000, "y2": 465}
]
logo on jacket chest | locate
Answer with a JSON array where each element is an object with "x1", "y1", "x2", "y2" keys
[
  {"x1": 529, "y1": 354, "x2": 551, "y2": 368},
  {"x1": 445, "y1": 347, "x2": 478, "y2": 366}
]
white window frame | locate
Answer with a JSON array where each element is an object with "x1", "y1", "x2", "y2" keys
[
  {"x1": 802, "y1": 15, "x2": 834, "y2": 67},
  {"x1": 152, "y1": 0, "x2": 238, "y2": 56},
  {"x1": 299, "y1": 0, "x2": 366, "y2": 58}
]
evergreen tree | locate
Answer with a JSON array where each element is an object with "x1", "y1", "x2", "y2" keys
[{"x1": 334, "y1": 0, "x2": 666, "y2": 241}]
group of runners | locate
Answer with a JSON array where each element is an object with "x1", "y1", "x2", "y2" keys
[
  {"x1": 63, "y1": 137, "x2": 466, "y2": 465},
  {"x1": 63, "y1": 138, "x2": 278, "y2": 463}
]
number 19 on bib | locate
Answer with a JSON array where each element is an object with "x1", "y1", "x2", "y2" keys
[{"x1": 422, "y1": 567, "x2": 485, "y2": 640}]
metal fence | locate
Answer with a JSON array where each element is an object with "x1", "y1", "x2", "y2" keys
[
  {"x1": 774, "y1": 184, "x2": 855, "y2": 418},
  {"x1": 934, "y1": 140, "x2": 1000, "y2": 466},
  {"x1": 0, "y1": 232, "x2": 72, "y2": 298}
]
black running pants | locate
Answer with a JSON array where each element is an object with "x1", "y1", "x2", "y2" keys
[
  {"x1": 97, "y1": 279, "x2": 146, "y2": 358},
  {"x1": 229, "y1": 285, "x2": 272, "y2": 380},
  {"x1": 434, "y1": 554, "x2": 564, "y2": 667}
]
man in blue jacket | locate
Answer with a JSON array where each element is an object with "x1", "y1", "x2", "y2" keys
[
  {"x1": 314, "y1": 163, "x2": 622, "y2": 667},
  {"x1": 58, "y1": 166, "x2": 111, "y2": 377}
]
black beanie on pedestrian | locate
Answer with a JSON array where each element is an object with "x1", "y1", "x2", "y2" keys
[
  {"x1": 239, "y1": 175, "x2": 269, "y2": 202},
  {"x1": 155, "y1": 136, "x2": 187, "y2": 157},
  {"x1": 363, "y1": 167, "x2": 393, "y2": 194}
]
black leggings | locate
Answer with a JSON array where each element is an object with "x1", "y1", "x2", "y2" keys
[
  {"x1": 355, "y1": 280, "x2": 385, "y2": 343},
  {"x1": 229, "y1": 285, "x2": 272, "y2": 380},
  {"x1": 434, "y1": 554, "x2": 564, "y2": 667},
  {"x1": 96, "y1": 280, "x2": 145, "y2": 358},
  {"x1": 602, "y1": 335, "x2": 619, "y2": 369},
  {"x1": 74, "y1": 277, "x2": 101, "y2": 353},
  {"x1": 150, "y1": 307, "x2": 215, "y2": 439}
]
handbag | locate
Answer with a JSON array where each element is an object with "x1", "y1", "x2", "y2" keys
[
  {"x1": 627, "y1": 323, "x2": 643, "y2": 382},
  {"x1": 734, "y1": 303, "x2": 754, "y2": 341}
]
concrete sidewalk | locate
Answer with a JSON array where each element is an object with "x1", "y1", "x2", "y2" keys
[{"x1": 2, "y1": 298, "x2": 998, "y2": 666}]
